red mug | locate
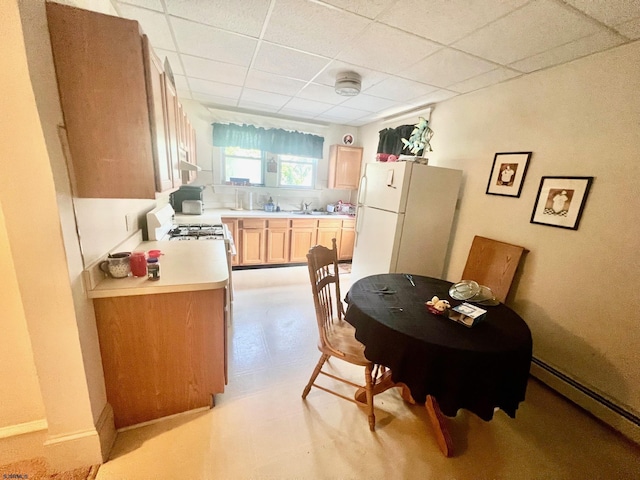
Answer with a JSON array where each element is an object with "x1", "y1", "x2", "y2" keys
[{"x1": 130, "y1": 251, "x2": 147, "y2": 277}]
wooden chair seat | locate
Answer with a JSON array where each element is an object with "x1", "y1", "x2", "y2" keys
[{"x1": 318, "y1": 319, "x2": 370, "y2": 366}]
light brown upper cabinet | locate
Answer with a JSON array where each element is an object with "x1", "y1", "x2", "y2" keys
[
  {"x1": 46, "y1": 2, "x2": 191, "y2": 198},
  {"x1": 328, "y1": 145, "x2": 363, "y2": 190},
  {"x1": 142, "y1": 36, "x2": 178, "y2": 192}
]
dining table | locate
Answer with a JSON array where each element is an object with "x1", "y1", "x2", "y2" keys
[{"x1": 344, "y1": 273, "x2": 532, "y2": 456}]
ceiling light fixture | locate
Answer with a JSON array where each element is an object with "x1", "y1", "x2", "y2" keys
[{"x1": 335, "y1": 71, "x2": 361, "y2": 96}]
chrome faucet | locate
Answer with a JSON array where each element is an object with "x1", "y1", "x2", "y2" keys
[{"x1": 303, "y1": 201, "x2": 312, "y2": 212}]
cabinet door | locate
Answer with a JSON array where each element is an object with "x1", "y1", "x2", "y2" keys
[
  {"x1": 267, "y1": 228, "x2": 290, "y2": 264},
  {"x1": 181, "y1": 122, "x2": 197, "y2": 185},
  {"x1": 94, "y1": 289, "x2": 226, "y2": 428},
  {"x1": 316, "y1": 219, "x2": 342, "y2": 250},
  {"x1": 339, "y1": 219, "x2": 355, "y2": 260},
  {"x1": 163, "y1": 76, "x2": 181, "y2": 188},
  {"x1": 240, "y1": 219, "x2": 266, "y2": 265},
  {"x1": 142, "y1": 35, "x2": 173, "y2": 192},
  {"x1": 241, "y1": 229, "x2": 265, "y2": 265},
  {"x1": 46, "y1": 2, "x2": 156, "y2": 198},
  {"x1": 290, "y1": 219, "x2": 317, "y2": 263},
  {"x1": 328, "y1": 145, "x2": 363, "y2": 190}
]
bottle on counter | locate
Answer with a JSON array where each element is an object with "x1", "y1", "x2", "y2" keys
[
  {"x1": 147, "y1": 257, "x2": 160, "y2": 281},
  {"x1": 130, "y1": 251, "x2": 147, "y2": 277}
]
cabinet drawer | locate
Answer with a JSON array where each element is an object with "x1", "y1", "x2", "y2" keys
[
  {"x1": 342, "y1": 219, "x2": 355, "y2": 228},
  {"x1": 317, "y1": 219, "x2": 342, "y2": 228},
  {"x1": 268, "y1": 218, "x2": 289, "y2": 229},
  {"x1": 291, "y1": 219, "x2": 317, "y2": 228},
  {"x1": 241, "y1": 219, "x2": 266, "y2": 229}
]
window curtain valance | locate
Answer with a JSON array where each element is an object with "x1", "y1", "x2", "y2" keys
[{"x1": 212, "y1": 123, "x2": 324, "y2": 158}]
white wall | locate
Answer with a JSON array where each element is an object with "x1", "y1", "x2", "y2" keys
[
  {"x1": 362, "y1": 41, "x2": 640, "y2": 423},
  {"x1": 1, "y1": 0, "x2": 117, "y2": 469}
]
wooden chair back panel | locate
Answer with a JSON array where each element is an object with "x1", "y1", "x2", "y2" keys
[
  {"x1": 307, "y1": 239, "x2": 343, "y2": 350},
  {"x1": 461, "y1": 236, "x2": 527, "y2": 303}
]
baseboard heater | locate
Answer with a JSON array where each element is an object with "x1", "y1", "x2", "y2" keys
[{"x1": 530, "y1": 356, "x2": 640, "y2": 445}]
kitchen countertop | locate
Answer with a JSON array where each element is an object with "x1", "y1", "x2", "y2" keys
[
  {"x1": 175, "y1": 208, "x2": 354, "y2": 222},
  {"x1": 86, "y1": 240, "x2": 229, "y2": 299}
]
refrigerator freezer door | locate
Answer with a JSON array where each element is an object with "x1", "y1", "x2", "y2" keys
[
  {"x1": 351, "y1": 206, "x2": 405, "y2": 282},
  {"x1": 358, "y1": 162, "x2": 413, "y2": 213}
]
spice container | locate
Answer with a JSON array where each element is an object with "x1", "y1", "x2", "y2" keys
[
  {"x1": 130, "y1": 251, "x2": 147, "y2": 277},
  {"x1": 147, "y1": 257, "x2": 160, "y2": 281}
]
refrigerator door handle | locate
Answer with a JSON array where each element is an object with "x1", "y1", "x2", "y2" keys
[
  {"x1": 354, "y1": 205, "x2": 363, "y2": 247},
  {"x1": 357, "y1": 174, "x2": 367, "y2": 206}
]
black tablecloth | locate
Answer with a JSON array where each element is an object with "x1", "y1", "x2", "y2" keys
[{"x1": 344, "y1": 274, "x2": 532, "y2": 421}]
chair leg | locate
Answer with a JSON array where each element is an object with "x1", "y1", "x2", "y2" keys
[
  {"x1": 364, "y1": 364, "x2": 375, "y2": 431},
  {"x1": 302, "y1": 354, "x2": 329, "y2": 399}
]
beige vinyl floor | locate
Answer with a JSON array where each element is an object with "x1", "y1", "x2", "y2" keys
[{"x1": 96, "y1": 265, "x2": 640, "y2": 480}]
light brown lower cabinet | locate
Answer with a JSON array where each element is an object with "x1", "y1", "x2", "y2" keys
[
  {"x1": 240, "y1": 219, "x2": 266, "y2": 265},
  {"x1": 93, "y1": 289, "x2": 226, "y2": 429},
  {"x1": 266, "y1": 219, "x2": 290, "y2": 264},
  {"x1": 316, "y1": 219, "x2": 342, "y2": 250},
  {"x1": 226, "y1": 216, "x2": 354, "y2": 266},
  {"x1": 339, "y1": 219, "x2": 355, "y2": 260},
  {"x1": 289, "y1": 219, "x2": 317, "y2": 263}
]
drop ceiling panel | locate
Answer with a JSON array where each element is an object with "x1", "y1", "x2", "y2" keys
[
  {"x1": 189, "y1": 78, "x2": 242, "y2": 100},
  {"x1": 181, "y1": 55, "x2": 248, "y2": 85},
  {"x1": 509, "y1": 30, "x2": 627, "y2": 73},
  {"x1": 118, "y1": 0, "x2": 163, "y2": 12},
  {"x1": 322, "y1": 0, "x2": 398, "y2": 19},
  {"x1": 564, "y1": 0, "x2": 640, "y2": 26},
  {"x1": 616, "y1": 18, "x2": 640, "y2": 39},
  {"x1": 338, "y1": 93, "x2": 400, "y2": 112},
  {"x1": 171, "y1": 17, "x2": 257, "y2": 66},
  {"x1": 363, "y1": 77, "x2": 438, "y2": 102},
  {"x1": 400, "y1": 48, "x2": 497, "y2": 88},
  {"x1": 296, "y1": 83, "x2": 350, "y2": 105},
  {"x1": 110, "y1": 0, "x2": 636, "y2": 126},
  {"x1": 263, "y1": 0, "x2": 371, "y2": 57},
  {"x1": 448, "y1": 67, "x2": 522, "y2": 94},
  {"x1": 280, "y1": 98, "x2": 334, "y2": 115},
  {"x1": 252, "y1": 43, "x2": 331, "y2": 81},
  {"x1": 165, "y1": 0, "x2": 271, "y2": 37},
  {"x1": 320, "y1": 104, "x2": 370, "y2": 121},
  {"x1": 118, "y1": 4, "x2": 176, "y2": 51},
  {"x1": 244, "y1": 70, "x2": 307, "y2": 96},
  {"x1": 337, "y1": 22, "x2": 441, "y2": 74},
  {"x1": 239, "y1": 89, "x2": 291, "y2": 109},
  {"x1": 453, "y1": 0, "x2": 605, "y2": 65},
  {"x1": 377, "y1": 0, "x2": 529, "y2": 45}
]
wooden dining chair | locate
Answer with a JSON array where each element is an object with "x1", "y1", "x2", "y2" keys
[
  {"x1": 302, "y1": 238, "x2": 376, "y2": 431},
  {"x1": 461, "y1": 235, "x2": 528, "y2": 303}
]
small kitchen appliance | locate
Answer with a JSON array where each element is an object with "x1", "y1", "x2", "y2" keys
[{"x1": 170, "y1": 185, "x2": 205, "y2": 212}]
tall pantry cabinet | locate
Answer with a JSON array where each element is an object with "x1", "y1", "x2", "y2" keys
[{"x1": 46, "y1": 2, "x2": 196, "y2": 199}]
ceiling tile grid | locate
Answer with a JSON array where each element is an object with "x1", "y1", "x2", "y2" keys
[{"x1": 112, "y1": 0, "x2": 639, "y2": 126}]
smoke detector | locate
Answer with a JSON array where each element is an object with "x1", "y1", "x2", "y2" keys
[{"x1": 335, "y1": 71, "x2": 361, "y2": 96}]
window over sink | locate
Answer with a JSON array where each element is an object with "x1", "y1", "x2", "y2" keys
[{"x1": 222, "y1": 147, "x2": 316, "y2": 189}]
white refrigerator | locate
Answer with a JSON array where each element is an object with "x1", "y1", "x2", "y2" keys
[{"x1": 350, "y1": 162, "x2": 462, "y2": 282}]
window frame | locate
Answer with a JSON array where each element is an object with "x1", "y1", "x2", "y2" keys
[
  {"x1": 221, "y1": 148, "x2": 317, "y2": 189},
  {"x1": 277, "y1": 153, "x2": 317, "y2": 189},
  {"x1": 222, "y1": 147, "x2": 265, "y2": 185}
]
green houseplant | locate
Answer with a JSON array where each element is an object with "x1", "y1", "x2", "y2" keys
[{"x1": 401, "y1": 117, "x2": 433, "y2": 158}]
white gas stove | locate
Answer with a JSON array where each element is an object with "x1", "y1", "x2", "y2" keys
[{"x1": 146, "y1": 203, "x2": 235, "y2": 323}]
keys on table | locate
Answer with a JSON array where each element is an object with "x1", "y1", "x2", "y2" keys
[{"x1": 404, "y1": 274, "x2": 415, "y2": 286}]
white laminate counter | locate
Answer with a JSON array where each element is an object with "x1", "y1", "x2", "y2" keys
[
  {"x1": 174, "y1": 208, "x2": 354, "y2": 222},
  {"x1": 86, "y1": 240, "x2": 229, "y2": 299}
]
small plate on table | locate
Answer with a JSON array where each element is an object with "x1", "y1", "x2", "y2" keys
[{"x1": 449, "y1": 280, "x2": 480, "y2": 301}]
